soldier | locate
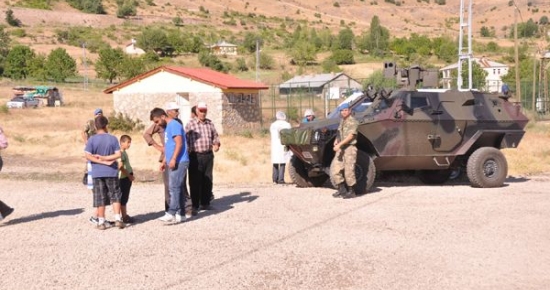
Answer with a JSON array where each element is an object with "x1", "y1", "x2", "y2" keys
[{"x1": 330, "y1": 103, "x2": 358, "y2": 199}]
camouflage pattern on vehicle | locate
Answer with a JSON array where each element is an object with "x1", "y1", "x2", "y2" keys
[{"x1": 280, "y1": 64, "x2": 529, "y2": 193}]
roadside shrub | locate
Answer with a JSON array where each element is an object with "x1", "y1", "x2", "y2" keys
[
  {"x1": 108, "y1": 113, "x2": 144, "y2": 132},
  {"x1": 67, "y1": 0, "x2": 106, "y2": 14}
]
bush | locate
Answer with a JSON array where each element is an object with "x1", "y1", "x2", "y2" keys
[
  {"x1": 330, "y1": 49, "x2": 355, "y2": 65},
  {"x1": 67, "y1": 0, "x2": 106, "y2": 14},
  {"x1": 11, "y1": 29, "x2": 26, "y2": 38},
  {"x1": 108, "y1": 113, "x2": 144, "y2": 132},
  {"x1": 5, "y1": 8, "x2": 21, "y2": 27}
]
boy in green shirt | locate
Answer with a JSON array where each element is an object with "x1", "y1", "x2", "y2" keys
[{"x1": 119, "y1": 135, "x2": 135, "y2": 223}]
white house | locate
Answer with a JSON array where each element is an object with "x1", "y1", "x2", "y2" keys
[
  {"x1": 440, "y1": 57, "x2": 509, "y2": 93},
  {"x1": 103, "y1": 66, "x2": 268, "y2": 134},
  {"x1": 210, "y1": 40, "x2": 238, "y2": 56},
  {"x1": 279, "y1": 72, "x2": 363, "y2": 98},
  {"x1": 124, "y1": 39, "x2": 145, "y2": 55}
]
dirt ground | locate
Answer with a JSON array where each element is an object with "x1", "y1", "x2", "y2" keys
[{"x1": 1, "y1": 159, "x2": 550, "y2": 290}]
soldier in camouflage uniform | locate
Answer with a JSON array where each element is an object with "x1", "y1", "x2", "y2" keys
[{"x1": 330, "y1": 102, "x2": 358, "y2": 199}]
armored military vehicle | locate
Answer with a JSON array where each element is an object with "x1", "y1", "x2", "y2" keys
[{"x1": 280, "y1": 63, "x2": 529, "y2": 194}]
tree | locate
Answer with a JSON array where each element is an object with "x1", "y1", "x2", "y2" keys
[
  {"x1": 458, "y1": 61, "x2": 488, "y2": 90},
  {"x1": 0, "y1": 27, "x2": 11, "y2": 74},
  {"x1": 5, "y1": 8, "x2": 21, "y2": 27},
  {"x1": 358, "y1": 16, "x2": 390, "y2": 57},
  {"x1": 480, "y1": 26, "x2": 492, "y2": 37},
  {"x1": 432, "y1": 36, "x2": 457, "y2": 63},
  {"x1": 95, "y1": 47, "x2": 125, "y2": 83},
  {"x1": 120, "y1": 56, "x2": 147, "y2": 80},
  {"x1": 243, "y1": 32, "x2": 262, "y2": 53},
  {"x1": 540, "y1": 16, "x2": 549, "y2": 25},
  {"x1": 330, "y1": 49, "x2": 355, "y2": 65},
  {"x1": 137, "y1": 28, "x2": 169, "y2": 52},
  {"x1": 116, "y1": 0, "x2": 137, "y2": 18},
  {"x1": 3, "y1": 45, "x2": 35, "y2": 80},
  {"x1": 67, "y1": 0, "x2": 106, "y2": 14},
  {"x1": 288, "y1": 40, "x2": 317, "y2": 66},
  {"x1": 337, "y1": 27, "x2": 354, "y2": 50},
  {"x1": 28, "y1": 54, "x2": 48, "y2": 81},
  {"x1": 45, "y1": 48, "x2": 77, "y2": 82}
]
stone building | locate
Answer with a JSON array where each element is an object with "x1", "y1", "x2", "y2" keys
[{"x1": 103, "y1": 66, "x2": 268, "y2": 134}]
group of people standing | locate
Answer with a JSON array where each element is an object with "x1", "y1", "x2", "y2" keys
[
  {"x1": 143, "y1": 101, "x2": 220, "y2": 223},
  {"x1": 84, "y1": 101, "x2": 220, "y2": 230}
]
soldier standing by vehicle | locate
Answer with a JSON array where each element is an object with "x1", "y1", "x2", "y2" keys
[{"x1": 330, "y1": 103, "x2": 358, "y2": 199}]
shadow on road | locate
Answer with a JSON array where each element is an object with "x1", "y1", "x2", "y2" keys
[
  {"x1": 129, "y1": 191, "x2": 259, "y2": 224},
  {"x1": 193, "y1": 191, "x2": 258, "y2": 220},
  {"x1": 1, "y1": 208, "x2": 84, "y2": 226}
]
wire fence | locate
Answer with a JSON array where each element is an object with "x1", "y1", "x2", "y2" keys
[{"x1": 258, "y1": 78, "x2": 550, "y2": 128}]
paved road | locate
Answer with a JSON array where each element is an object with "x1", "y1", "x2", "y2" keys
[{"x1": 1, "y1": 176, "x2": 549, "y2": 289}]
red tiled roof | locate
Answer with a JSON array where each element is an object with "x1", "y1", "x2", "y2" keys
[{"x1": 104, "y1": 66, "x2": 268, "y2": 93}]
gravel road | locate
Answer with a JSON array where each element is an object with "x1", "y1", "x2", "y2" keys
[{"x1": 1, "y1": 175, "x2": 549, "y2": 290}]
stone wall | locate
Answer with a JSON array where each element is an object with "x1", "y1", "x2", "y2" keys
[
  {"x1": 112, "y1": 91, "x2": 262, "y2": 135},
  {"x1": 113, "y1": 92, "x2": 176, "y2": 125}
]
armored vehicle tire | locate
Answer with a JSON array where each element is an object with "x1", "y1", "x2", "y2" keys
[
  {"x1": 466, "y1": 147, "x2": 508, "y2": 188},
  {"x1": 288, "y1": 155, "x2": 328, "y2": 187},
  {"x1": 330, "y1": 150, "x2": 376, "y2": 195},
  {"x1": 417, "y1": 169, "x2": 452, "y2": 185}
]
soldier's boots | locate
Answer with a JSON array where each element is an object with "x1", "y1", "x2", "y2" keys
[
  {"x1": 342, "y1": 185, "x2": 356, "y2": 199},
  {"x1": 332, "y1": 183, "x2": 347, "y2": 198}
]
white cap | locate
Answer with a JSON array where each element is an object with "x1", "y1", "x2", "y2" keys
[
  {"x1": 164, "y1": 102, "x2": 179, "y2": 111},
  {"x1": 304, "y1": 109, "x2": 314, "y2": 117},
  {"x1": 197, "y1": 101, "x2": 207, "y2": 109},
  {"x1": 276, "y1": 111, "x2": 286, "y2": 120}
]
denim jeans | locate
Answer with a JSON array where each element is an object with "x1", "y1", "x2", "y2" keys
[{"x1": 168, "y1": 160, "x2": 189, "y2": 216}]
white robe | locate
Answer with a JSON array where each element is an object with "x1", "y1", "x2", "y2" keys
[{"x1": 270, "y1": 120, "x2": 291, "y2": 164}]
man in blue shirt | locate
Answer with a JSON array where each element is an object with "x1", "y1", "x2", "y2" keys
[{"x1": 150, "y1": 108, "x2": 190, "y2": 223}]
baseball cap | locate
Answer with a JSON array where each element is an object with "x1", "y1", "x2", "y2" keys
[
  {"x1": 339, "y1": 103, "x2": 350, "y2": 110},
  {"x1": 164, "y1": 102, "x2": 179, "y2": 111},
  {"x1": 94, "y1": 108, "x2": 103, "y2": 115},
  {"x1": 197, "y1": 102, "x2": 207, "y2": 110}
]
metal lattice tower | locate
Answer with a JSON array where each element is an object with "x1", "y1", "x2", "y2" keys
[{"x1": 457, "y1": 0, "x2": 473, "y2": 91}]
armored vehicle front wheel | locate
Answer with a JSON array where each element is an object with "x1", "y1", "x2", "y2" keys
[
  {"x1": 330, "y1": 150, "x2": 376, "y2": 195},
  {"x1": 466, "y1": 147, "x2": 508, "y2": 188},
  {"x1": 288, "y1": 155, "x2": 328, "y2": 187}
]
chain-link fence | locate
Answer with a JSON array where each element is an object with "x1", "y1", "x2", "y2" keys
[{"x1": 259, "y1": 79, "x2": 368, "y2": 128}]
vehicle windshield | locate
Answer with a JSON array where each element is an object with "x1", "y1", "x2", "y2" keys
[
  {"x1": 356, "y1": 90, "x2": 400, "y2": 117},
  {"x1": 327, "y1": 93, "x2": 373, "y2": 119}
]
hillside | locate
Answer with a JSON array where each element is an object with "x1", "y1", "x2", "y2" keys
[{"x1": 0, "y1": 0, "x2": 549, "y2": 81}]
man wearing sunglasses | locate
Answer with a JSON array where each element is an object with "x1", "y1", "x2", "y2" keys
[{"x1": 185, "y1": 101, "x2": 220, "y2": 212}]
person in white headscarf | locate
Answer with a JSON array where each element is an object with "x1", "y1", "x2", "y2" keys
[
  {"x1": 270, "y1": 111, "x2": 291, "y2": 184},
  {"x1": 302, "y1": 109, "x2": 316, "y2": 123}
]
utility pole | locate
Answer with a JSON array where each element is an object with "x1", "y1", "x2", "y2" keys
[
  {"x1": 514, "y1": 3, "x2": 521, "y2": 103},
  {"x1": 255, "y1": 39, "x2": 260, "y2": 82},
  {"x1": 457, "y1": 0, "x2": 473, "y2": 91},
  {"x1": 82, "y1": 42, "x2": 88, "y2": 90}
]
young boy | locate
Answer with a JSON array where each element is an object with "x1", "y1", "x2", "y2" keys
[
  {"x1": 118, "y1": 135, "x2": 134, "y2": 223},
  {"x1": 85, "y1": 115, "x2": 125, "y2": 230}
]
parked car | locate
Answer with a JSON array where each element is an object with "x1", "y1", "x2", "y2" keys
[{"x1": 6, "y1": 96, "x2": 41, "y2": 109}]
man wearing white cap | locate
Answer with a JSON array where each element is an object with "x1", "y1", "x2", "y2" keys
[
  {"x1": 270, "y1": 111, "x2": 291, "y2": 184},
  {"x1": 185, "y1": 101, "x2": 220, "y2": 211}
]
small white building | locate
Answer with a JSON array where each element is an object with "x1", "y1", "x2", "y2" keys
[
  {"x1": 124, "y1": 39, "x2": 145, "y2": 56},
  {"x1": 440, "y1": 57, "x2": 509, "y2": 92},
  {"x1": 210, "y1": 41, "x2": 238, "y2": 56},
  {"x1": 103, "y1": 66, "x2": 268, "y2": 134}
]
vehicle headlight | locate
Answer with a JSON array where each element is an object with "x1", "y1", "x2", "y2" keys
[{"x1": 313, "y1": 130, "x2": 321, "y2": 143}]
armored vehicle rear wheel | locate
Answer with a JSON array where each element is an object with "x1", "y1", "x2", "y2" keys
[
  {"x1": 330, "y1": 150, "x2": 376, "y2": 194},
  {"x1": 288, "y1": 155, "x2": 328, "y2": 187},
  {"x1": 466, "y1": 147, "x2": 508, "y2": 188},
  {"x1": 417, "y1": 169, "x2": 452, "y2": 185}
]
